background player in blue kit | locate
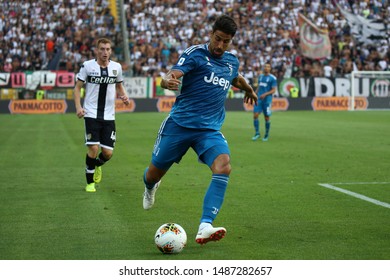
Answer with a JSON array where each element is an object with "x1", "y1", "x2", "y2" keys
[
  {"x1": 252, "y1": 63, "x2": 277, "y2": 141},
  {"x1": 142, "y1": 15, "x2": 257, "y2": 245}
]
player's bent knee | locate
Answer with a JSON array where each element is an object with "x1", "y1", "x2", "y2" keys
[
  {"x1": 220, "y1": 163, "x2": 232, "y2": 175},
  {"x1": 102, "y1": 150, "x2": 113, "y2": 160},
  {"x1": 211, "y1": 156, "x2": 231, "y2": 175},
  {"x1": 88, "y1": 145, "x2": 99, "y2": 158},
  {"x1": 213, "y1": 164, "x2": 231, "y2": 175}
]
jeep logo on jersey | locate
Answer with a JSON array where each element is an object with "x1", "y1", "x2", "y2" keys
[
  {"x1": 204, "y1": 72, "x2": 230, "y2": 91},
  {"x1": 259, "y1": 82, "x2": 269, "y2": 87},
  {"x1": 87, "y1": 76, "x2": 117, "y2": 84}
]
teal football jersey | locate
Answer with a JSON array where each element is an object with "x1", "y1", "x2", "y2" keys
[{"x1": 170, "y1": 44, "x2": 239, "y2": 130}]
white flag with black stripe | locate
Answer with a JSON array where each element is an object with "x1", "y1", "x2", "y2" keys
[{"x1": 335, "y1": 2, "x2": 387, "y2": 44}]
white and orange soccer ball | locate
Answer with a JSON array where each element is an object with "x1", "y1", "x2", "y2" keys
[{"x1": 154, "y1": 223, "x2": 187, "y2": 254}]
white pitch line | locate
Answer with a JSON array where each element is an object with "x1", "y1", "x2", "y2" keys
[
  {"x1": 327, "y1": 182, "x2": 390, "y2": 185},
  {"x1": 318, "y1": 183, "x2": 390, "y2": 209}
]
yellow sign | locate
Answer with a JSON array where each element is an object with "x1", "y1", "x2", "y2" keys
[
  {"x1": 243, "y1": 98, "x2": 289, "y2": 111},
  {"x1": 157, "y1": 97, "x2": 176, "y2": 112},
  {"x1": 9, "y1": 100, "x2": 67, "y2": 114},
  {"x1": 312, "y1": 97, "x2": 368, "y2": 111},
  {"x1": 115, "y1": 99, "x2": 136, "y2": 113}
]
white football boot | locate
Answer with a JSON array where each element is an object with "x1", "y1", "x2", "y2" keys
[
  {"x1": 143, "y1": 180, "x2": 161, "y2": 210},
  {"x1": 195, "y1": 223, "x2": 226, "y2": 245}
]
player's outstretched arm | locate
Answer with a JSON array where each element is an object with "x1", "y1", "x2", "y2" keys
[{"x1": 232, "y1": 74, "x2": 258, "y2": 105}]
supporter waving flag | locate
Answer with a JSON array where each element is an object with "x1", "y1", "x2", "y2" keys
[{"x1": 298, "y1": 13, "x2": 331, "y2": 59}]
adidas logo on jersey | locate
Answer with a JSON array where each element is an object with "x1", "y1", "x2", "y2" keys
[{"x1": 204, "y1": 72, "x2": 230, "y2": 91}]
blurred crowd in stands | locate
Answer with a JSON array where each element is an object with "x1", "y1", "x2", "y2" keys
[{"x1": 1, "y1": 0, "x2": 389, "y2": 82}]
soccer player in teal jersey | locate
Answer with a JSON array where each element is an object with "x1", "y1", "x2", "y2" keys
[
  {"x1": 252, "y1": 63, "x2": 277, "y2": 141},
  {"x1": 142, "y1": 15, "x2": 257, "y2": 245}
]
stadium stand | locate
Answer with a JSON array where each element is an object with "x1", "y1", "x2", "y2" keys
[{"x1": 1, "y1": 0, "x2": 389, "y2": 81}]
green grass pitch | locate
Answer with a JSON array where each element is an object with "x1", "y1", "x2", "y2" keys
[{"x1": 0, "y1": 111, "x2": 389, "y2": 260}]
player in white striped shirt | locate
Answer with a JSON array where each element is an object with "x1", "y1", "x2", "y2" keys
[{"x1": 74, "y1": 38, "x2": 129, "y2": 192}]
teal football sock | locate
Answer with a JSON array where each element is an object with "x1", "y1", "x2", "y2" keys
[
  {"x1": 200, "y1": 174, "x2": 229, "y2": 224},
  {"x1": 265, "y1": 121, "x2": 271, "y2": 135},
  {"x1": 254, "y1": 119, "x2": 259, "y2": 135}
]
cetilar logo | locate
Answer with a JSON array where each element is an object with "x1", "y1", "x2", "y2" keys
[{"x1": 204, "y1": 72, "x2": 230, "y2": 90}]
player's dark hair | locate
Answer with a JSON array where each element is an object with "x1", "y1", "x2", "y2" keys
[{"x1": 212, "y1": 15, "x2": 237, "y2": 37}]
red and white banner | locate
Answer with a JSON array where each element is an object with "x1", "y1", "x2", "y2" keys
[{"x1": 298, "y1": 13, "x2": 331, "y2": 60}]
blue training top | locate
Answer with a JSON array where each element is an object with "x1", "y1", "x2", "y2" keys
[
  {"x1": 257, "y1": 73, "x2": 277, "y2": 103},
  {"x1": 170, "y1": 43, "x2": 239, "y2": 130}
]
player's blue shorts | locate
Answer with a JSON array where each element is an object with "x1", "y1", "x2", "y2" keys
[
  {"x1": 253, "y1": 98, "x2": 272, "y2": 117},
  {"x1": 151, "y1": 116, "x2": 230, "y2": 171}
]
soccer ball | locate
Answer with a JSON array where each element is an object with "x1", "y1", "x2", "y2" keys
[{"x1": 154, "y1": 223, "x2": 187, "y2": 254}]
